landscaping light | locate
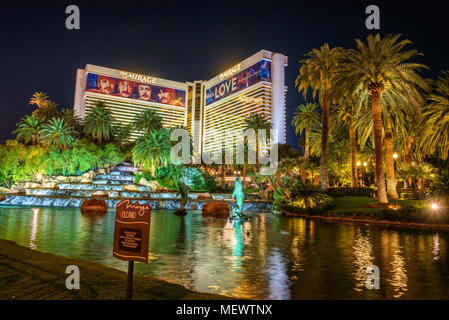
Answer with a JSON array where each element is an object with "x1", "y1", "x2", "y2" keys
[
  {"x1": 357, "y1": 161, "x2": 361, "y2": 167},
  {"x1": 363, "y1": 162, "x2": 367, "y2": 167},
  {"x1": 432, "y1": 203, "x2": 438, "y2": 210},
  {"x1": 36, "y1": 173, "x2": 42, "y2": 180},
  {"x1": 393, "y1": 153, "x2": 398, "y2": 159}
]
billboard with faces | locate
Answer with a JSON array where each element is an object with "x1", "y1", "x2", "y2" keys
[
  {"x1": 85, "y1": 73, "x2": 186, "y2": 107},
  {"x1": 205, "y1": 59, "x2": 271, "y2": 106}
]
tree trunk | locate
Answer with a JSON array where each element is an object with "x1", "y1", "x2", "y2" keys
[
  {"x1": 275, "y1": 172, "x2": 291, "y2": 200},
  {"x1": 256, "y1": 134, "x2": 260, "y2": 172},
  {"x1": 371, "y1": 92, "x2": 388, "y2": 204},
  {"x1": 320, "y1": 88, "x2": 330, "y2": 189},
  {"x1": 404, "y1": 139, "x2": 412, "y2": 188},
  {"x1": 349, "y1": 125, "x2": 358, "y2": 188},
  {"x1": 305, "y1": 126, "x2": 310, "y2": 159},
  {"x1": 221, "y1": 165, "x2": 226, "y2": 189},
  {"x1": 384, "y1": 116, "x2": 398, "y2": 199},
  {"x1": 242, "y1": 164, "x2": 247, "y2": 188}
]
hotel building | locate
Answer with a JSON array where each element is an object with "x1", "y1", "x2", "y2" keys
[{"x1": 73, "y1": 49, "x2": 287, "y2": 157}]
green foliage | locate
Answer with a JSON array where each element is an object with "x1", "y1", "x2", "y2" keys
[
  {"x1": 39, "y1": 118, "x2": 77, "y2": 149},
  {"x1": 326, "y1": 187, "x2": 375, "y2": 198},
  {"x1": 152, "y1": 165, "x2": 216, "y2": 191},
  {"x1": 0, "y1": 141, "x2": 44, "y2": 188},
  {"x1": 13, "y1": 115, "x2": 42, "y2": 145},
  {"x1": 430, "y1": 172, "x2": 449, "y2": 204},
  {"x1": 83, "y1": 101, "x2": 117, "y2": 144},
  {"x1": 132, "y1": 110, "x2": 163, "y2": 135},
  {"x1": 133, "y1": 129, "x2": 172, "y2": 176}
]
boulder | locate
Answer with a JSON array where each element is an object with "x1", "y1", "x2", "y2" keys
[
  {"x1": 138, "y1": 177, "x2": 150, "y2": 186},
  {"x1": 197, "y1": 192, "x2": 212, "y2": 200},
  {"x1": 123, "y1": 184, "x2": 139, "y2": 191},
  {"x1": 81, "y1": 199, "x2": 108, "y2": 214},
  {"x1": 98, "y1": 168, "x2": 106, "y2": 175},
  {"x1": 56, "y1": 176, "x2": 69, "y2": 183},
  {"x1": 81, "y1": 171, "x2": 96, "y2": 180},
  {"x1": 92, "y1": 191, "x2": 109, "y2": 198},
  {"x1": 80, "y1": 178, "x2": 92, "y2": 184},
  {"x1": 0, "y1": 187, "x2": 9, "y2": 193},
  {"x1": 202, "y1": 200, "x2": 231, "y2": 217},
  {"x1": 6, "y1": 186, "x2": 26, "y2": 195},
  {"x1": 69, "y1": 176, "x2": 81, "y2": 183},
  {"x1": 25, "y1": 182, "x2": 42, "y2": 189},
  {"x1": 42, "y1": 182, "x2": 59, "y2": 189}
]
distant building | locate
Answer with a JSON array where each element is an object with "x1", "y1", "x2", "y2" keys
[{"x1": 73, "y1": 49, "x2": 287, "y2": 156}]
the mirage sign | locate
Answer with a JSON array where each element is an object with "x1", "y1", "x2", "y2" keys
[{"x1": 205, "y1": 60, "x2": 271, "y2": 106}]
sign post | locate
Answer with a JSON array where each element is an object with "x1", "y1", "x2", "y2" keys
[{"x1": 113, "y1": 199, "x2": 151, "y2": 300}]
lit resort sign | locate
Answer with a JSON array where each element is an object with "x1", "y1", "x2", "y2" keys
[
  {"x1": 85, "y1": 72, "x2": 186, "y2": 107},
  {"x1": 219, "y1": 63, "x2": 242, "y2": 80},
  {"x1": 119, "y1": 71, "x2": 157, "y2": 84},
  {"x1": 205, "y1": 60, "x2": 271, "y2": 106},
  {"x1": 237, "y1": 94, "x2": 263, "y2": 105}
]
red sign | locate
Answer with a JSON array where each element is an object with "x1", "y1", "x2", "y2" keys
[{"x1": 113, "y1": 200, "x2": 151, "y2": 263}]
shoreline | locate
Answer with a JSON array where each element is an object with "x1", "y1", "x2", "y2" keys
[
  {"x1": 0, "y1": 239, "x2": 232, "y2": 300},
  {"x1": 281, "y1": 211, "x2": 449, "y2": 232}
]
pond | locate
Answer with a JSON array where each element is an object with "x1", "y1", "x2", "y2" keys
[{"x1": 0, "y1": 206, "x2": 448, "y2": 299}]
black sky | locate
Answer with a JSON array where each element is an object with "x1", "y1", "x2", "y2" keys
[{"x1": 1, "y1": 1, "x2": 448, "y2": 147}]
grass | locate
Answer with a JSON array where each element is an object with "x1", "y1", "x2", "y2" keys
[
  {"x1": 0, "y1": 239, "x2": 231, "y2": 300},
  {"x1": 325, "y1": 196, "x2": 430, "y2": 216}
]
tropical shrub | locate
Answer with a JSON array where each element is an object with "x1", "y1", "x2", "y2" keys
[{"x1": 326, "y1": 187, "x2": 375, "y2": 197}]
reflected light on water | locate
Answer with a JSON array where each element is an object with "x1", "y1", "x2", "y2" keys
[
  {"x1": 29, "y1": 208, "x2": 39, "y2": 249},
  {"x1": 433, "y1": 233, "x2": 440, "y2": 261},
  {"x1": 353, "y1": 229, "x2": 374, "y2": 292},
  {"x1": 268, "y1": 248, "x2": 291, "y2": 300},
  {"x1": 389, "y1": 248, "x2": 408, "y2": 298}
]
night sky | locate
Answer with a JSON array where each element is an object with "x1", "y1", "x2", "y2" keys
[{"x1": 1, "y1": 1, "x2": 448, "y2": 147}]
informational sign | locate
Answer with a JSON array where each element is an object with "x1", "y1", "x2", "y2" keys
[
  {"x1": 113, "y1": 199, "x2": 151, "y2": 263},
  {"x1": 86, "y1": 72, "x2": 186, "y2": 107},
  {"x1": 205, "y1": 59, "x2": 271, "y2": 106}
]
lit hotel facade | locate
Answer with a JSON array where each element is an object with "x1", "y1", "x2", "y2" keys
[{"x1": 73, "y1": 50, "x2": 287, "y2": 157}]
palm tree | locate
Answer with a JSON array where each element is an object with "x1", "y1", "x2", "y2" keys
[
  {"x1": 60, "y1": 108, "x2": 82, "y2": 133},
  {"x1": 13, "y1": 115, "x2": 42, "y2": 145},
  {"x1": 83, "y1": 101, "x2": 117, "y2": 144},
  {"x1": 133, "y1": 109, "x2": 163, "y2": 135},
  {"x1": 243, "y1": 113, "x2": 272, "y2": 171},
  {"x1": 39, "y1": 118, "x2": 77, "y2": 149},
  {"x1": 132, "y1": 129, "x2": 171, "y2": 176},
  {"x1": 296, "y1": 44, "x2": 343, "y2": 189},
  {"x1": 29, "y1": 92, "x2": 49, "y2": 109},
  {"x1": 419, "y1": 71, "x2": 449, "y2": 159},
  {"x1": 336, "y1": 34, "x2": 428, "y2": 204},
  {"x1": 32, "y1": 100, "x2": 59, "y2": 123},
  {"x1": 332, "y1": 95, "x2": 360, "y2": 187},
  {"x1": 291, "y1": 103, "x2": 320, "y2": 159}
]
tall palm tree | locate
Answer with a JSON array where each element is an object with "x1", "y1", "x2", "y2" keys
[
  {"x1": 332, "y1": 95, "x2": 360, "y2": 187},
  {"x1": 292, "y1": 103, "x2": 320, "y2": 159},
  {"x1": 243, "y1": 113, "x2": 272, "y2": 171},
  {"x1": 133, "y1": 109, "x2": 163, "y2": 135},
  {"x1": 32, "y1": 100, "x2": 59, "y2": 123},
  {"x1": 296, "y1": 44, "x2": 343, "y2": 189},
  {"x1": 337, "y1": 34, "x2": 428, "y2": 204},
  {"x1": 419, "y1": 71, "x2": 449, "y2": 160},
  {"x1": 39, "y1": 118, "x2": 77, "y2": 150},
  {"x1": 29, "y1": 92, "x2": 49, "y2": 109},
  {"x1": 132, "y1": 129, "x2": 171, "y2": 176},
  {"x1": 13, "y1": 115, "x2": 42, "y2": 145},
  {"x1": 83, "y1": 101, "x2": 117, "y2": 144},
  {"x1": 60, "y1": 108, "x2": 82, "y2": 133}
]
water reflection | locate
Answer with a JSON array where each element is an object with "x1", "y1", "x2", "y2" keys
[
  {"x1": 1, "y1": 207, "x2": 449, "y2": 299},
  {"x1": 433, "y1": 233, "x2": 440, "y2": 261},
  {"x1": 353, "y1": 229, "x2": 374, "y2": 292}
]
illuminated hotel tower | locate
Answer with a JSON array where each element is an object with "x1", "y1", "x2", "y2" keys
[{"x1": 73, "y1": 50, "x2": 287, "y2": 154}]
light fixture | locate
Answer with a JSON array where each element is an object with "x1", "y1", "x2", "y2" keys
[
  {"x1": 393, "y1": 153, "x2": 398, "y2": 159},
  {"x1": 363, "y1": 162, "x2": 367, "y2": 167},
  {"x1": 357, "y1": 161, "x2": 361, "y2": 167},
  {"x1": 432, "y1": 203, "x2": 438, "y2": 210}
]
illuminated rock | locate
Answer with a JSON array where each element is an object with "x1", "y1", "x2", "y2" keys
[
  {"x1": 197, "y1": 193, "x2": 212, "y2": 200},
  {"x1": 6, "y1": 186, "x2": 26, "y2": 195},
  {"x1": 202, "y1": 200, "x2": 230, "y2": 217},
  {"x1": 92, "y1": 191, "x2": 109, "y2": 198},
  {"x1": 80, "y1": 178, "x2": 92, "y2": 184},
  {"x1": 42, "y1": 182, "x2": 58, "y2": 189},
  {"x1": 81, "y1": 199, "x2": 108, "y2": 213},
  {"x1": 124, "y1": 184, "x2": 139, "y2": 192}
]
